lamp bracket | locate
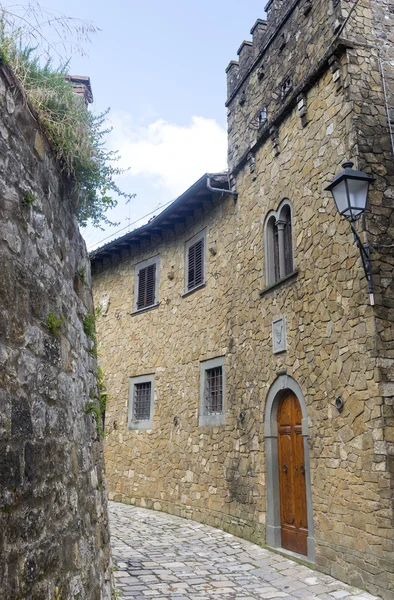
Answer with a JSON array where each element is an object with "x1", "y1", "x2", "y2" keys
[{"x1": 349, "y1": 222, "x2": 374, "y2": 306}]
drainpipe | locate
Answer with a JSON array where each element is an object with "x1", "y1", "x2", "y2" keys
[{"x1": 206, "y1": 176, "x2": 238, "y2": 197}]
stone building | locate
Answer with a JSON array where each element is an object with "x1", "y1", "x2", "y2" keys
[
  {"x1": 0, "y1": 65, "x2": 112, "y2": 598},
  {"x1": 91, "y1": 1, "x2": 394, "y2": 598}
]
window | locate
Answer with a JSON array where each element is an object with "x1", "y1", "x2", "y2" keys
[
  {"x1": 206, "y1": 366, "x2": 223, "y2": 413},
  {"x1": 259, "y1": 107, "x2": 267, "y2": 127},
  {"x1": 134, "y1": 382, "x2": 151, "y2": 420},
  {"x1": 282, "y1": 204, "x2": 293, "y2": 275},
  {"x1": 280, "y1": 75, "x2": 292, "y2": 99},
  {"x1": 128, "y1": 374, "x2": 155, "y2": 430},
  {"x1": 264, "y1": 200, "x2": 294, "y2": 286},
  {"x1": 133, "y1": 255, "x2": 160, "y2": 312},
  {"x1": 199, "y1": 357, "x2": 226, "y2": 426},
  {"x1": 185, "y1": 230, "x2": 206, "y2": 293}
]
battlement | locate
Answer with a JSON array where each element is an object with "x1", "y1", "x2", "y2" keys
[
  {"x1": 225, "y1": 0, "x2": 328, "y2": 102},
  {"x1": 225, "y1": 0, "x2": 344, "y2": 169}
]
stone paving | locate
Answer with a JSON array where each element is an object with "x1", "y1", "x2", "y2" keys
[{"x1": 109, "y1": 502, "x2": 381, "y2": 600}]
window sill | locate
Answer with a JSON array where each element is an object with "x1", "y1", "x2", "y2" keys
[
  {"x1": 199, "y1": 413, "x2": 226, "y2": 427},
  {"x1": 182, "y1": 282, "x2": 206, "y2": 298},
  {"x1": 131, "y1": 302, "x2": 160, "y2": 316},
  {"x1": 260, "y1": 270, "x2": 298, "y2": 297},
  {"x1": 127, "y1": 420, "x2": 153, "y2": 431}
]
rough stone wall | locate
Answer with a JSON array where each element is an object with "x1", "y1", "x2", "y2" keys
[
  {"x1": 231, "y1": 60, "x2": 394, "y2": 598},
  {"x1": 338, "y1": 1, "x2": 394, "y2": 591},
  {"x1": 94, "y1": 195, "x2": 264, "y2": 538},
  {"x1": 93, "y1": 1, "x2": 394, "y2": 598},
  {"x1": 0, "y1": 66, "x2": 112, "y2": 599},
  {"x1": 94, "y1": 68, "x2": 392, "y2": 599},
  {"x1": 224, "y1": 0, "x2": 394, "y2": 594}
]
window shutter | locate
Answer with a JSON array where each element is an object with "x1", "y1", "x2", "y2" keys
[
  {"x1": 137, "y1": 263, "x2": 156, "y2": 309},
  {"x1": 188, "y1": 243, "x2": 195, "y2": 289},
  {"x1": 195, "y1": 239, "x2": 204, "y2": 286},
  {"x1": 146, "y1": 263, "x2": 156, "y2": 306},
  {"x1": 188, "y1": 238, "x2": 204, "y2": 290},
  {"x1": 137, "y1": 267, "x2": 146, "y2": 308}
]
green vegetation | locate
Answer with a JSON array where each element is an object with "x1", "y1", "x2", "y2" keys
[
  {"x1": 0, "y1": 6, "x2": 134, "y2": 228},
  {"x1": 46, "y1": 312, "x2": 64, "y2": 335},
  {"x1": 77, "y1": 266, "x2": 87, "y2": 285},
  {"x1": 22, "y1": 192, "x2": 35, "y2": 208},
  {"x1": 85, "y1": 401, "x2": 103, "y2": 433},
  {"x1": 83, "y1": 312, "x2": 96, "y2": 341},
  {"x1": 87, "y1": 366, "x2": 108, "y2": 435},
  {"x1": 97, "y1": 365, "x2": 108, "y2": 418},
  {"x1": 114, "y1": 587, "x2": 121, "y2": 600}
]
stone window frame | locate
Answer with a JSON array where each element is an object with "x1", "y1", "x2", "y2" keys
[
  {"x1": 128, "y1": 374, "x2": 155, "y2": 430},
  {"x1": 264, "y1": 199, "x2": 294, "y2": 287},
  {"x1": 133, "y1": 255, "x2": 160, "y2": 314},
  {"x1": 184, "y1": 229, "x2": 207, "y2": 296},
  {"x1": 199, "y1": 356, "x2": 226, "y2": 427}
]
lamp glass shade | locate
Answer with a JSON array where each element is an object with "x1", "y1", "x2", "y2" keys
[
  {"x1": 331, "y1": 177, "x2": 370, "y2": 220},
  {"x1": 330, "y1": 179, "x2": 348, "y2": 215},
  {"x1": 325, "y1": 162, "x2": 374, "y2": 221},
  {"x1": 346, "y1": 177, "x2": 370, "y2": 220}
]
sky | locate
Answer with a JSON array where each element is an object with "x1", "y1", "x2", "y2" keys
[{"x1": 18, "y1": 0, "x2": 266, "y2": 249}]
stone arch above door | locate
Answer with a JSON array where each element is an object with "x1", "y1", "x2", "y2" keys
[{"x1": 264, "y1": 374, "x2": 315, "y2": 562}]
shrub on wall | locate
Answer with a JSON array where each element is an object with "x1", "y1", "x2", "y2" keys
[{"x1": 0, "y1": 7, "x2": 134, "y2": 228}]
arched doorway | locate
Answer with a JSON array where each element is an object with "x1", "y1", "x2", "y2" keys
[{"x1": 264, "y1": 375, "x2": 315, "y2": 561}]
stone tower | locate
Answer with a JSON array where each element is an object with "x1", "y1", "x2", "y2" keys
[{"x1": 225, "y1": 0, "x2": 394, "y2": 596}]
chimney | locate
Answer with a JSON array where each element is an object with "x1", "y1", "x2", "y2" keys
[
  {"x1": 66, "y1": 75, "x2": 94, "y2": 107},
  {"x1": 226, "y1": 61, "x2": 240, "y2": 98}
]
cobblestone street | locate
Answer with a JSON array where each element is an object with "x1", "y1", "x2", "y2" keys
[{"x1": 109, "y1": 502, "x2": 381, "y2": 600}]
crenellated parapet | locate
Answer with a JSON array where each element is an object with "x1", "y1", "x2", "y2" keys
[{"x1": 226, "y1": 0, "x2": 347, "y2": 170}]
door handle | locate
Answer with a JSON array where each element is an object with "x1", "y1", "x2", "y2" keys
[
  {"x1": 282, "y1": 463, "x2": 288, "y2": 473},
  {"x1": 300, "y1": 464, "x2": 305, "y2": 475}
]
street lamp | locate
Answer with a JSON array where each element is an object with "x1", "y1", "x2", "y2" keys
[
  {"x1": 325, "y1": 161, "x2": 375, "y2": 305},
  {"x1": 325, "y1": 161, "x2": 374, "y2": 222}
]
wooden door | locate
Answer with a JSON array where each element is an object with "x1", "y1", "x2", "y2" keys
[{"x1": 277, "y1": 392, "x2": 308, "y2": 555}]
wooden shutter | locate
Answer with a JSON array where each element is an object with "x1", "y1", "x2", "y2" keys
[
  {"x1": 187, "y1": 238, "x2": 204, "y2": 290},
  {"x1": 137, "y1": 263, "x2": 156, "y2": 309}
]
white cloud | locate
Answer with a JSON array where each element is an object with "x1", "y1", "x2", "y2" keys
[{"x1": 109, "y1": 113, "x2": 228, "y2": 196}]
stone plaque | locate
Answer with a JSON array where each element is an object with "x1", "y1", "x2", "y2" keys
[{"x1": 272, "y1": 316, "x2": 286, "y2": 354}]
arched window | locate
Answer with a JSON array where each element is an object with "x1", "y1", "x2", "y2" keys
[
  {"x1": 265, "y1": 215, "x2": 280, "y2": 285},
  {"x1": 279, "y1": 203, "x2": 293, "y2": 276},
  {"x1": 264, "y1": 200, "x2": 294, "y2": 286}
]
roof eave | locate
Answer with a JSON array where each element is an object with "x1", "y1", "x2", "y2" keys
[{"x1": 90, "y1": 173, "x2": 234, "y2": 264}]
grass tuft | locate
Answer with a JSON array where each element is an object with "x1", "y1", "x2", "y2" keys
[
  {"x1": 46, "y1": 312, "x2": 64, "y2": 335},
  {"x1": 22, "y1": 192, "x2": 35, "y2": 208},
  {"x1": 83, "y1": 312, "x2": 96, "y2": 341},
  {"x1": 0, "y1": 14, "x2": 134, "y2": 228}
]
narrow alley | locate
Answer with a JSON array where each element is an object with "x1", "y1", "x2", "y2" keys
[{"x1": 110, "y1": 502, "x2": 380, "y2": 600}]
